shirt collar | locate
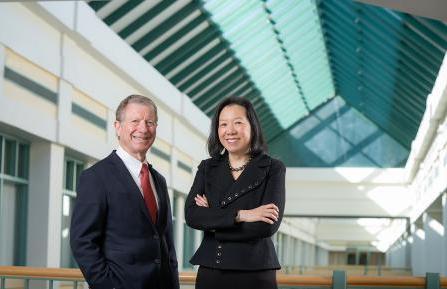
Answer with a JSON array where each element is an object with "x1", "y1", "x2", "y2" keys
[{"x1": 116, "y1": 146, "x2": 147, "y2": 176}]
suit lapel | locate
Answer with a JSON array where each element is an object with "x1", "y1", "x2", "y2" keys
[
  {"x1": 206, "y1": 155, "x2": 234, "y2": 208},
  {"x1": 108, "y1": 152, "x2": 157, "y2": 229}
]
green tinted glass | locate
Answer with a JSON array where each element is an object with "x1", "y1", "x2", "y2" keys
[
  {"x1": 65, "y1": 160, "x2": 75, "y2": 191},
  {"x1": 18, "y1": 144, "x2": 29, "y2": 179},
  {"x1": 4, "y1": 139, "x2": 17, "y2": 176},
  {"x1": 75, "y1": 163, "x2": 84, "y2": 191},
  {"x1": 183, "y1": 225, "x2": 195, "y2": 269}
]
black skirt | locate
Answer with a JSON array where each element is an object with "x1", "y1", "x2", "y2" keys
[{"x1": 195, "y1": 266, "x2": 277, "y2": 289}]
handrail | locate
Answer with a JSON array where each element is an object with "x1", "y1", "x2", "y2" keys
[
  {"x1": 0, "y1": 266, "x2": 446, "y2": 287},
  {"x1": 0, "y1": 266, "x2": 84, "y2": 281},
  {"x1": 277, "y1": 274, "x2": 447, "y2": 287}
]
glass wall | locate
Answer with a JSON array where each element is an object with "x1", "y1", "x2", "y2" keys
[
  {"x1": 60, "y1": 158, "x2": 84, "y2": 268},
  {"x1": 0, "y1": 133, "x2": 29, "y2": 266},
  {"x1": 182, "y1": 224, "x2": 196, "y2": 270}
]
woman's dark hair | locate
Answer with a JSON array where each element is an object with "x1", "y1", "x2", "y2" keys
[{"x1": 207, "y1": 96, "x2": 267, "y2": 158}]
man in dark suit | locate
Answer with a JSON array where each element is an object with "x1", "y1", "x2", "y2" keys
[{"x1": 70, "y1": 95, "x2": 179, "y2": 289}]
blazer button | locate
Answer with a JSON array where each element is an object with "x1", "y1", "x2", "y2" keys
[
  {"x1": 217, "y1": 245, "x2": 222, "y2": 249},
  {"x1": 216, "y1": 260, "x2": 221, "y2": 264},
  {"x1": 154, "y1": 259, "x2": 161, "y2": 264},
  {"x1": 217, "y1": 252, "x2": 221, "y2": 256}
]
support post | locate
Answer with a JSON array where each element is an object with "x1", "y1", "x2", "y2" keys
[{"x1": 332, "y1": 271, "x2": 346, "y2": 289}]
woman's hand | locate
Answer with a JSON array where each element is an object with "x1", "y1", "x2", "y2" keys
[
  {"x1": 236, "y1": 203, "x2": 279, "y2": 224},
  {"x1": 195, "y1": 194, "x2": 209, "y2": 207}
]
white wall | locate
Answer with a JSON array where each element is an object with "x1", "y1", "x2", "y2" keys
[{"x1": 286, "y1": 167, "x2": 409, "y2": 217}]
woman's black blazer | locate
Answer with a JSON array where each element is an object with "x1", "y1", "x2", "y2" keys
[{"x1": 185, "y1": 153, "x2": 286, "y2": 270}]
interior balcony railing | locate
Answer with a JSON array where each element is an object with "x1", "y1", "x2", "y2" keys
[
  {"x1": 0, "y1": 266, "x2": 445, "y2": 289},
  {"x1": 281, "y1": 265, "x2": 412, "y2": 276}
]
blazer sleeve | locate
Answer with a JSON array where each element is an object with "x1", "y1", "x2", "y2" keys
[
  {"x1": 70, "y1": 169, "x2": 117, "y2": 289},
  {"x1": 185, "y1": 160, "x2": 239, "y2": 231},
  {"x1": 214, "y1": 159, "x2": 286, "y2": 242}
]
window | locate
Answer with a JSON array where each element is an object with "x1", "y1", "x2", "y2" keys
[
  {"x1": 173, "y1": 192, "x2": 178, "y2": 245},
  {"x1": 359, "y1": 252, "x2": 368, "y2": 265},
  {"x1": 276, "y1": 233, "x2": 284, "y2": 264},
  {"x1": 172, "y1": 190, "x2": 199, "y2": 271},
  {"x1": 181, "y1": 189, "x2": 197, "y2": 270},
  {"x1": 4, "y1": 138, "x2": 17, "y2": 176},
  {"x1": 0, "y1": 133, "x2": 29, "y2": 266},
  {"x1": 60, "y1": 158, "x2": 84, "y2": 268},
  {"x1": 347, "y1": 252, "x2": 356, "y2": 265},
  {"x1": 183, "y1": 225, "x2": 195, "y2": 270}
]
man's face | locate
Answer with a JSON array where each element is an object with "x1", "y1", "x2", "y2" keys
[{"x1": 114, "y1": 102, "x2": 157, "y2": 161}]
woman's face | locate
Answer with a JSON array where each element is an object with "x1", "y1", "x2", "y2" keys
[{"x1": 218, "y1": 104, "x2": 252, "y2": 156}]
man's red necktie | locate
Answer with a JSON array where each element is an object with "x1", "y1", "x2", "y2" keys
[{"x1": 140, "y1": 163, "x2": 157, "y2": 223}]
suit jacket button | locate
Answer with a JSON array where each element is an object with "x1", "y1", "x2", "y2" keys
[
  {"x1": 221, "y1": 201, "x2": 226, "y2": 205},
  {"x1": 216, "y1": 260, "x2": 221, "y2": 264},
  {"x1": 217, "y1": 252, "x2": 221, "y2": 256},
  {"x1": 235, "y1": 193, "x2": 238, "y2": 197},
  {"x1": 217, "y1": 245, "x2": 222, "y2": 249},
  {"x1": 154, "y1": 259, "x2": 161, "y2": 264}
]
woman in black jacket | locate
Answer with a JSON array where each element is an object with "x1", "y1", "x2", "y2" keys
[{"x1": 185, "y1": 96, "x2": 286, "y2": 289}]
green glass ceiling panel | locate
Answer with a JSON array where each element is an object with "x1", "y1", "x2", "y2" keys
[
  {"x1": 319, "y1": 0, "x2": 446, "y2": 149},
  {"x1": 203, "y1": 0, "x2": 335, "y2": 128},
  {"x1": 269, "y1": 96, "x2": 408, "y2": 167},
  {"x1": 88, "y1": 0, "x2": 446, "y2": 165}
]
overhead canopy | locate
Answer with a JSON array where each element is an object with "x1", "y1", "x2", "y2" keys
[{"x1": 88, "y1": 0, "x2": 447, "y2": 167}]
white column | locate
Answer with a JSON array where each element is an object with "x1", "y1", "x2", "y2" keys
[
  {"x1": 175, "y1": 194, "x2": 185, "y2": 271},
  {"x1": 295, "y1": 239, "x2": 301, "y2": 266},
  {"x1": 310, "y1": 243, "x2": 316, "y2": 266},
  {"x1": 316, "y1": 246, "x2": 329, "y2": 266},
  {"x1": 405, "y1": 232, "x2": 412, "y2": 268},
  {"x1": 301, "y1": 242, "x2": 307, "y2": 266},
  {"x1": 0, "y1": 43, "x2": 5, "y2": 98},
  {"x1": 27, "y1": 141, "x2": 64, "y2": 267},
  {"x1": 424, "y1": 211, "x2": 443, "y2": 273},
  {"x1": 57, "y1": 79, "x2": 72, "y2": 143},
  {"x1": 392, "y1": 241, "x2": 405, "y2": 267},
  {"x1": 443, "y1": 193, "x2": 447, "y2": 276},
  {"x1": 167, "y1": 188, "x2": 174, "y2": 217},
  {"x1": 385, "y1": 250, "x2": 390, "y2": 266},
  {"x1": 401, "y1": 241, "x2": 407, "y2": 266},
  {"x1": 168, "y1": 120, "x2": 177, "y2": 191},
  {"x1": 411, "y1": 221, "x2": 425, "y2": 275},
  {"x1": 194, "y1": 229, "x2": 202, "y2": 251},
  {"x1": 107, "y1": 109, "x2": 117, "y2": 147}
]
